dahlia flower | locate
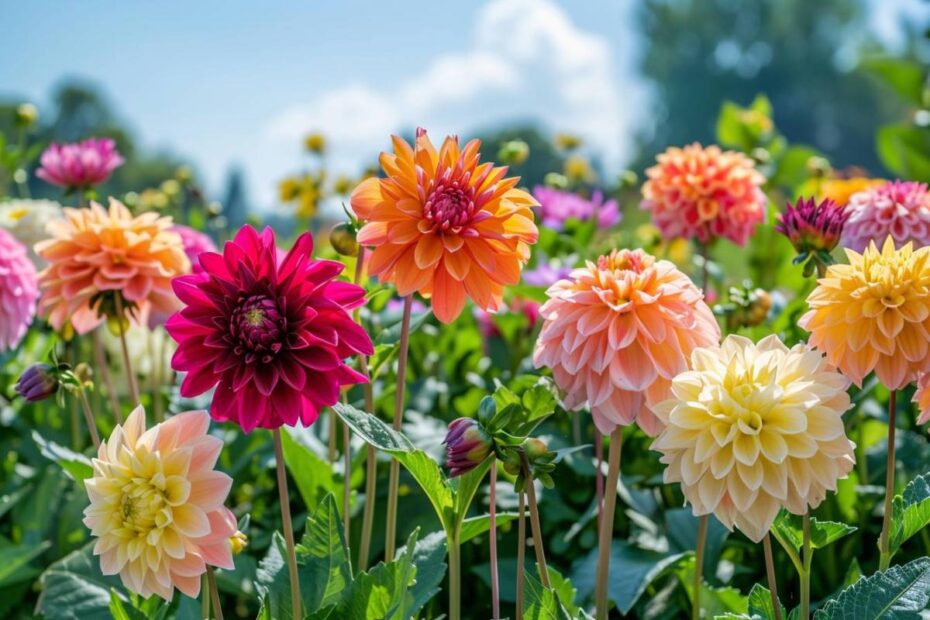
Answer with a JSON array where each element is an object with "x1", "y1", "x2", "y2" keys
[
  {"x1": 0, "y1": 229, "x2": 38, "y2": 351},
  {"x1": 35, "y1": 199, "x2": 189, "y2": 334},
  {"x1": 83, "y1": 407, "x2": 237, "y2": 600},
  {"x1": 817, "y1": 177, "x2": 885, "y2": 208},
  {"x1": 915, "y1": 373, "x2": 930, "y2": 426},
  {"x1": 172, "y1": 225, "x2": 217, "y2": 274},
  {"x1": 532, "y1": 186, "x2": 621, "y2": 230},
  {"x1": 776, "y1": 196, "x2": 849, "y2": 276},
  {"x1": 444, "y1": 418, "x2": 494, "y2": 477},
  {"x1": 652, "y1": 335, "x2": 856, "y2": 543},
  {"x1": 36, "y1": 137, "x2": 124, "y2": 190},
  {"x1": 533, "y1": 249, "x2": 720, "y2": 436},
  {"x1": 800, "y1": 237, "x2": 930, "y2": 389},
  {"x1": 167, "y1": 225, "x2": 372, "y2": 431},
  {"x1": 641, "y1": 143, "x2": 766, "y2": 246},
  {"x1": 350, "y1": 129, "x2": 539, "y2": 324},
  {"x1": 0, "y1": 199, "x2": 63, "y2": 265},
  {"x1": 843, "y1": 181, "x2": 930, "y2": 252}
]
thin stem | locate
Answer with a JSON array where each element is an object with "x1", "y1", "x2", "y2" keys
[
  {"x1": 343, "y1": 415, "x2": 351, "y2": 547},
  {"x1": 700, "y1": 242, "x2": 710, "y2": 292},
  {"x1": 92, "y1": 329, "x2": 123, "y2": 424},
  {"x1": 572, "y1": 413, "x2": 581, "y2": 447},
  {"x1": 520, "y1": 453, "x2": 550, "y2": 587},
  {"x1": 801, "y1": 512, "x2": 812, "y2": 619},
  {"x1": 113, "y1": 296, "x2": 139, "y2": 405},
  {"x1": 328, "y1": 410, "x2": 338, "y2": 463},
  {"x1": 692, "y1": 515, "x2": 708, "y2": 620},
  {"x1": 272, "y1": 428, "x2": 302, "y2": 619},
  {"x1": 762, "y1": 534, "x2": 784, "y2": 620},
  {"x1": 595, "y1": 428, "x2": 603, "y2": 533},
  {"x1": 595, "y1": 427, "x2": 623, "y2": 620},
  {"x1": 77, "y1": 387, "x2": 101, "y2": 450},
  {"x1": 69, "y1": 398, "x2": 81, "y2": 451},
  {"x1": 449, "y1": 534, "x2": 461, "y2": 620},
  {"x1": 516, "y1": 492, "x2": 526, "y2": 618},
  {"x1": 879, "y1": 390, "x2": 897, "y2": 570},
  {"x1": 384, "y1": 294, "x2": 413, "y2": 562},
  {"x1": 207, "y1": 567, "x2": 224, "y2": 620},
  {"x1": 489, "y1": 462, "x2": 500, "y2": 619},
  {"x1": 201, "y1": 573, "x2": 210, "y2": 619}
]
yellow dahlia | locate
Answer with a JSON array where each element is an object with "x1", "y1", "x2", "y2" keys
[
  {"x1": 652, "y1": 335, "x2": 855, "y2": 542},
  {"x1": 35, "y1": 198, "x2": 189, "y2": 334},
  {"x1": 817, "y1": 177, "x2": 885, "y2": 208},
  {"x1": 83, "y1": 406, "x2": 236, "y2": 599},
  {"x1": 351, "y1": 128, "x2": 538, "y2": 324},
  {"x1": 800, "y1": 236, "x2": 930, "y2": 389}
]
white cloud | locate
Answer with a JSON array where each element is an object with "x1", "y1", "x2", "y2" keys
[{"x1": 261, "y1": 0, "x2": 640, "y2": 207}]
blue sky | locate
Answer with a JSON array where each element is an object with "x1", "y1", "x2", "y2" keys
[{"x1": 0, "y1": 0, "x2": 922, "y2": 210}]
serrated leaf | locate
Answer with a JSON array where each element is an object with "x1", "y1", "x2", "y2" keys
[
  {"x1": 889, "y1": 471, "x2": 930, "y2": 558},
  {"x1": 771, "y1": 511, "x2": 856, "y2": 553},
  {"x1": 402, "y1": 530, "x2": 447, "y2": 616},
  {"x1": 813, "y1": 557, "x2": 930, "y2": 619},
  {"x1": 336, "y1": 529, "x2": 421, "y2": 619},
  {"x1": 748, "y1": 583, "x2": 786, "y2": 620},
  {"x1": 523, "y1": 571, "x2": 573, "y2": 620}
]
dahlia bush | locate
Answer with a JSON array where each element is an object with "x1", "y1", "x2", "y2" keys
[{"x1": 7, "y1": 80, "x2": 930, "y2": 620}]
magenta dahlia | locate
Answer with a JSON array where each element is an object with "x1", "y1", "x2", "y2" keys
[
  {"x1": 0, "y1": 228, "x2": 38, "y2": 351},
  {"x1": 36, "y1": 138, "x2": 124, "y2": 190},
  {"x1": 166, "y1": 225, "x2": 373, "y2": 431}
]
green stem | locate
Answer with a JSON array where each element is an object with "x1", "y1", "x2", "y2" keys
[
  {"x1": 763, "y1": 534, "x2": 783, "y2": 620},
  {"x1": 207, "y1": 567, "x2": 223, "y2": 620},
  {"x1": 384, "y1": 294, "x2": 413, "y2": 562},
  {"x1": 272, "y1": 428, "x2": 302, "y2": 619},
  {"x1": 520, "y1": 454, "x2": 550, "y2": 587},
  {"x1": 693, "y1": 515, "x2": 708, "y2": 620},
  {"x1": 801, "y1": 512, "x2": 812, "y2": 619},
  {"x1": 489, "y1": 461, "x2": 500, "y2": 619},
  {"x1": 516, "y1": 492, "x2": 526, "y2": 618},
  {"x1": 77, "y1": 386, "x2": 101, "y2": 450},
  {"x1": 879, "y1": 390, "x2": 897, "y2": 571},
  {"x1": 342, "y1": 413, "x2": 351, "y2": 546},
  {"x1": 358, "y1": 443, "x2": 377, "y2": 570},
  {"x1": 202, "y1": 573, "x2": 210, "y2": 619},
  {"x1": 595, "y1": 427, "x2": 622, "y2": 620},
  {"x1": 92, "y1": 329, "x2": 123, "y2": 425},
  {"x1": 113, "y1": 296, "x2": 139, "y2": 405},
  {"x1": 448, "y1": 533, "x2": 461, "y2": 620}
]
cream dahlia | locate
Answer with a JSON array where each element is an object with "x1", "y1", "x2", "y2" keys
[
  {"x1": 652, "y1": 335, "x2": 856, "y2": 542},
  {"x1": 533, "y1": 248, "x2": 720, "y2": 435},
  {"x1": 0, "y1": 199, "x2": 63, "y2": 266},
  {"x1": 83, "y1": 407, "x2": 236, "y2": 600}
]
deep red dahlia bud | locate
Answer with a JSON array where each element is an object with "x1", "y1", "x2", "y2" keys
[
  {"x1": 443, "y1": 418, "x2": 493, "y2": 477},
  {"x1": 15, "y1": 363, "x2": 60, "y2": 402},
  {"x1": 776, "y1": 196, "x2": 848, "y2": 255}
]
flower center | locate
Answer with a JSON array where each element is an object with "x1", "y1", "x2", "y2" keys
[
  {"x1": 231, "y1": 295, "x2": 285, "y2": 357},
  {"x1": 424, "y1": 180, "x2": 476, "y2": 233}
]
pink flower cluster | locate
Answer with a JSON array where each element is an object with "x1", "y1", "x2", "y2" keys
[
  {"x1": 36, "y1": 138, "x2": 124, "y2": 189},
  {"x1": 532, "y1": 186, "x2": 621, "y2": 230},
  {"x1": 842, "y1": 180, "x2": 930, "y2": 252},
  {"x1": 0, "y1": 229, "x2": 37, "y2": 351}
]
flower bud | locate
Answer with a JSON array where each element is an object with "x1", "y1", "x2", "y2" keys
[
  {"x1": 15, "y1": 103, "x2": 38, "y2": 128},
  {"x1": 304, "y1": 132, "x2": 327, "y2": 155},
  {"x1": 776, "y1": 196, "x2": 849, "y2": 276},
  {"x1": 15, "y1": 363, "x2": 60, "y2": 402},
  {"x1": 329, "y1": 222, "x2": 359, "y2": 257},
  {"x1": 230, "y1": 530, "x2": 249, "y2": 555},
  {"x1": 497, "y1": 140, "x2": 530, "y2": 166},
  {"x1": 443, "y1": 418, "x2": 493, "y2": 477},
  {"x1": 521, "y1": 437, "x2": 549, "y2": 460}
]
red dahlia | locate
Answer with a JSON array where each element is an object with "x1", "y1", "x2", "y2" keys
[{"x1": 166, "y1": 225, "x2": 373, "y2": 431}]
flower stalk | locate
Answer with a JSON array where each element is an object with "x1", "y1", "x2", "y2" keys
[
  {"x1": 272, "y1": 428, "x2": 302, "y2": 619},
  {"x1": 207, "y1": 567, "x2": 224, "y2": 620},
  {"x1": 516, "y1": 491, "x2": 526, "y2": 617},
  {"x1": 595, "y1": 428, "x2": 622, "y2": 620},
  {"x1": 692, "y1": 514, "x2": 708, "y2": 620},
  {"x1": 385, "y1": 294, "x2": 413, "y2": 561},
  {"x1": 112, "y1": 295, "x2": 139, "y2": 405},
  {"x1": 489, "y1": 461, "x2": 500, "y2": 619},
  {"x1": 520, "y1": 452, "x2": 550, "y2": 587},
  {"x1": 92, "y1": 329, "x2": 123, "y2": 424},
  {"x1": 762, "y1": 533, "x2": 783, "y2": 620},
  {"x1": 800, "y1": 513, "x2": 812, "y2": 619},
  {"x1": 879, "y1": 390, "x2": 897, "y2": 571}
]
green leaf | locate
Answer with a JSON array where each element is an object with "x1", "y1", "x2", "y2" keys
[
  {"x1": 458, "y1": 512, "x2": 520, "y2": 543},
  {"x1": 523, "y1": 571, "x2": 573, "y2": 620},
  {"x1": 876, "y1": 124, "x2": 930, "y2": 181},
  {"x1": 334, "y1": 403, "x2": 414, "y2": 453},
  {"x1": 280, "y1": 429, "x2": 343, "y2": 512},
  {"x1": 889, "y1": 471, "x2": 930, "y2": 558},
  {"x1": 748, "y1": 583, "x2": 786, "y2": 620},
  {"x1": 256, "y1": 494, "x2": 353, "y2": 618},
  {"x1": 0, "y1": 485, "x2": 31, "y2": 521},
  {"x1": 36, "y1": 543, "x2": 126, "y2": 620},
  {"x1": 451, "y1": 456, "x2": 493, "y2": 534},
  {"x1": 402, "y1": 530, "x2": 447, "y2": 616},
  {"x1": 0, "y1": 540, "x2": 51, "y2": 588},
  {"x1": 814, "y1": 557, "x2": 930, "y2": 619},
  {"x1": 375, "y1": 308, "x2": 433, "y2": 345},
  {"x1": 863, "y1": 57, "x2": 927, "y2": 106},
  {"x1": 32, "y1": 431, "x2": 94, "y2": 484},
  {"x1": 336, "y1": 529, "x2": 421, "y2": 619},
  {"x1": 108, "y1": 591, "x2": 148, "y2": 620},
  {"x1": 771, "y1": 511, "x2": 856, "y2": 553}
]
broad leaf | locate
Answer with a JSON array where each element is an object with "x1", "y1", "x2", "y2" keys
[
  {"x1": 814, "y1": 557, "x2": 930, "y2": 619},
  {"x1": 748, "y1": 583, "x2": 786, "y2": 620},
  {"x1": 401, "y1": 530, "x2": 447, "y2": 616},
  {"x1": 32, "y1": 431, "x2": 94, "y2": 485},
  {"x1": 280, "y1": 429, "x2": 344, "y2": 512},
  {"x1": 523, "y1": 571, "x2": 573, "y2": 620},
  {"x1": 771, "y1": 511, "x2": 856, "y2": 553},
  {"x1": 375, "y1": 309, "x2": 433, "y2": 345},
  {"x1": 0, "y1": 540, "x2": 51, "y2": 588},
  {"x1": 459, "y1": 512, "x2": 520, "y2": 543},
  {"x1": 36, "y1": 543, "x2": 126, "y2": 620},
  {"x1": 334, "y1": 403, "x2": 414, "y2": 453},
  {"x1": 889, "y1": 472, "x2": 930, "y2": 558},
  {"x1": 335, "y1": 529, "x2": 421, "y2": 619}
]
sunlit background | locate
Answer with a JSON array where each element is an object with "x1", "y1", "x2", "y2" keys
[{"x1": 2, "y1": 0, "x2": 928, "y2": 222}]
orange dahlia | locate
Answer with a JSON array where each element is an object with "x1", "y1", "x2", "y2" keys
[
  {"x1": 800, "y1": 236, "x2": 930, "y2": 389},
  {"x1": 641, "y1": 143, "x2": 766, "y2": 246},
  {"x1": 350, "y1": 129, "x2": 539, "y2": 324},
  {"x1": 35, "y1": 198, "x2": 189, "y2": 334}
]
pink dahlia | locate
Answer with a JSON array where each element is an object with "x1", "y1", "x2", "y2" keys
[
  {"x1": 0, "y1": 229, "x2": 37, "y2": 351},
  {"x1": 843, "y1": 180, "x2": 930, "y2": 252},
  {"x1": 533, "y1": 249, "x2": 720, "y2": 436},
  {"x1": 641, "y1": 143, "x2": 766, "y2": 246},
  {"x1": 167, "y1": 225, "x2": 373, "y2": 431},
  {"x1": 36, "y1": 138, "x2": 124, "y2": 190},
  {"x1": 532, "y1": 186, "x2": 621, "y2": 230},
  {"x1": 171, "y1": 225, "x2": 217, "y2": 274}
]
